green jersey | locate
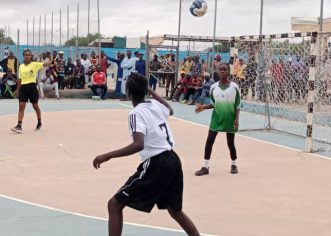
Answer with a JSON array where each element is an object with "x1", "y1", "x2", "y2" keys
[{"x1": 209, "y1": 81, "x2": 241, "y2": 133}]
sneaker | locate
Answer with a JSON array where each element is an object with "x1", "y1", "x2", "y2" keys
[
  {"x1": 195, "y1": 167, "x2": 209, "y2": 176},
  {"x1": 230, "y1": 165, "x2": 238, "y2": 174},
  {"x1": 11, "y1": 125, "x2": 22, "y2": 134},
  {"x1": 35, "y1": 123, "x2": 42, "y2": 131}
]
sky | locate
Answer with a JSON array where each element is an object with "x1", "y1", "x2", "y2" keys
[{"x1": 0, "y1": 0, "x2": 330, "y2": 49}]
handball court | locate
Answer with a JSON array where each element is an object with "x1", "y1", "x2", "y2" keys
[{"x1": 0, "y1": 100, "x2": 330, "y2": 236}]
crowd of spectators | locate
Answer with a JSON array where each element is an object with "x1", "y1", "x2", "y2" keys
[{"x1": 1, "y1": 49, "x2": 330, "y2": 104}]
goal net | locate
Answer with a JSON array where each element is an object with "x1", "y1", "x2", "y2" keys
[{"x1": 232, "y1": 32, "x2": 331, "y2": 152}]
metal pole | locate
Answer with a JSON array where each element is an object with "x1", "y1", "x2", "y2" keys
[
  {"x1": 146, "y1": 30, "x2": 149, "y2": 78},
  {"x1": 76, "y1": 3, "x2": 79, "y2": 60},
  {"x1": 8, "y1": 25, "x2": 11, "y2": 45},
  {"x1": 32, "y1": 17, "x2": 35, "y2": 47},
  {"x1": 39, "y1": 15, "x2": 41, "y2": 56},
  {"x1": 176, "y1": 0, "x2": 182, "y2": 83},
  {"x1": 51, "y1": 11, "x2": 53, "y2": 46},
  {"x1": 26, "y1": 19, "x2": 29, "y2": 46},
  {"x1": 67, "y1": 5, "x2": 69, "y2": 46},
  {"x1": 320, "y1": 0, "x2": 324, "y2": 32},
  {"x1": 97, "y1": 0, "x2": 101, "y2": 64},
  {"x1": 88, "y1": 0, "x2": 90, "y2": 45},
  {"x1": 60, "y1": 9, "x2": 62, "y2": 46},
  {"x1": 259, "y1": 0, "x2": 264, "y2": 35},
  {"x1": 16, "y1": 29, "x2": 20, "y2": 70},
  {"x1": 44, "y1": 13, "x2": 46, "y2": 46},
  {"x1": 212, "y1": 0, "x2": 218, "y2": 79}
]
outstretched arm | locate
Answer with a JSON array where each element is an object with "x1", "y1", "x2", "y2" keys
[
  {"x1": 195, "y1": 104, "x2": 214, "y2": 113},
  {"x1": 148, "y1": 87, "x2": 174, "y2": 116},
  {"x1": 93, "y1": 132, "x2": 144, "y2": 169}
]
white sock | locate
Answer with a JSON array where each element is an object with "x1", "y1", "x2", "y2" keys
[
  {"x1": 232, "y1": 160, "x2": 236, "y2": 166},
  {"x1": 204, "y1": 160, "x2": 209, "y2": 168}
]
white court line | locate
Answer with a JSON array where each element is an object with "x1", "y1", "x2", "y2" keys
[
  {"x1": 0, "y1": 194, "x2": 216, "y2": 236},
  {"x1": 116, "y1": 102, "x2": 331, "y2": 161}
]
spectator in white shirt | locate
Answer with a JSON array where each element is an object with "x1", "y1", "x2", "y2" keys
[{"x1": 39, "y1": 69, "x2": 59, "y2": 99}]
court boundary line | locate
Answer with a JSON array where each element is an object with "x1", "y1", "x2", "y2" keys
[
  {"x1": 0, "y1": 194, "x2": 216, "y2": 236},
  {"x1": 116, "y1": 103, "x2": 331, "y2": 161}
]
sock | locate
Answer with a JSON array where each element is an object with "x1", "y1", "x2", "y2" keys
[
  {"x1": 18, "y1": 121, "x2": 22, "y2": 127},
  {"x1": 232, "y1": 160, "x2": 236, "y2": 166},
  {"x1": 204, "y1": 160, "x2": 209, "y2": 168},
  {"x1": 37, "y1": 119, "x2": 41, "y2": 124}
]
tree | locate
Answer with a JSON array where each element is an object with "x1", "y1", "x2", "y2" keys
[
  {"x1": 0, "y1": 30, "x2": 15, "y2": 45},
  {"x1": 64, "y1": 33, "x2": 102, "y2": 47},
  {"x1": 208, "y1": 42, "x2": 230, "y2": 53}
]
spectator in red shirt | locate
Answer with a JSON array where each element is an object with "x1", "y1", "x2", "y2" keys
[
  {"x1": 91, "y1": 66, "x2": 108, "y2": 100},
  {"x1": 100, "y1": 50, "x2": 109, "y2": 74}
]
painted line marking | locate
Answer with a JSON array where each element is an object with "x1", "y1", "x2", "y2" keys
[{"x1": 0, "y1": 194, "x2": 216, "y2": 236}]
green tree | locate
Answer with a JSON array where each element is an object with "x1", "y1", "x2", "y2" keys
[
  {"x1": 0, "y1": 30, "x2": 15, "y2": 45},
  {"x1": 64, "y1": 33, "x2": 102, "y2": 46},
  {"x1": 208, "y1": 42, "x2": 230, "y2": 53}
]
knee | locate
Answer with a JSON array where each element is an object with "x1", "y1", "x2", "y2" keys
[
  {"x1": 167, "y1": 208, "x2": 181, "y2": 220},
  {"x1": 107, "y1": 197, "x2": 123, "y2": 214}
]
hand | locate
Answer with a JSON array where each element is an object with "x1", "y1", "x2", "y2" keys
[
  {"x1": 234, "y1": 118, "x2": 239, "y2": 129},
  {"x1": 14, "y1": 90, "x2": 19, "y2": 97},
  {"x1": 195, "y1": 104, "x2": 204, "y2": 113},
  {"x1": 93, "y1": 153, "x2": 110, "y2": 169}
]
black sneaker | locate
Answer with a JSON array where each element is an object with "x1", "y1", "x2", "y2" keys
[
  {"x1": 230, "y1": 165, "x2": 238, "y2": 174},
  {"x1": 11, "y1": 125, "x2": 22, "y2": 134},
  {"x1": 195, "y1": 167, "x2": 209, "y2": 176},
  {"x1": 35, "y1": 123, "x2": 42, "y2": 131}
]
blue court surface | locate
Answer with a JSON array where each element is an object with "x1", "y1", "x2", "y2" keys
[{"x1": 1, "y1": 99, "x2": 330, "y2": 236}]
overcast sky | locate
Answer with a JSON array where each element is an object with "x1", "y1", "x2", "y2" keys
[{"x1": 0, "y1": 0, "x2": 330, "y2": 48}]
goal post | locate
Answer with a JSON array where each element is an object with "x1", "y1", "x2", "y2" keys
[{"x1": 231, "y1": 31, "x2": 331, "y2": 153}]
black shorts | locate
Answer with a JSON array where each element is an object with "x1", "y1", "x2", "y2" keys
[
  {"x1": 115, "y1": 150, "x2": 183, "y2": 213},
  {"x1": 18, "y1": 83, "x2": 39, "y2": 103}
]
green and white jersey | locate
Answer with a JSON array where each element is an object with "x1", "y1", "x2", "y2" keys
[{"x1": 209, "y1": 81, "x2": 241, "y2": 133}]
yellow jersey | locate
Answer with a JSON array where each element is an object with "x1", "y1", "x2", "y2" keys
[
  {"x1": 7, "y1": 58, "x2": 16, "y2": 74},
  {"x1": 19, "y1": 62, "x2": 44, "y2": 85}
]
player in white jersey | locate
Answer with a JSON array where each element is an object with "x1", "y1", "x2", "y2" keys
[{"x1": 93, "y1": 72, "x2": 200, "y2": 236}]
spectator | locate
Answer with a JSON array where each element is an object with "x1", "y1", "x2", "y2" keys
[
  {"x1": 188, "y1": 75, "x2": 215, "y2": 105},
  {"x1": 149, "y1": 55, "x2": 161, "y2": 91},
  {"x1": 90, "y1": 51, "x2": 98, "y2": 66},
  {"x1": 270, "y1": 59, "x2": 285, "y2": 102},
  {"x1": 135, "y1": 53, "x2": 146, "y2": 76},
  {"x1": 246, "y1": 56, "x2": 258, "y2": 99},
  {"x1": 39, "y1": 69, "x2": 60, "y2": 99},
  {"x1": 80, "y1": 53, "x2": 91, "y2": 86},
  {"x1": 64, "y1": 57, "x2": 75, "y2": 89},
  {"x1": 49, "y1": 51, "x2": 59, "y2": 85},
  {"x1": 0, "y1": 68, "x2": 18, "y2": 98},
  {"x1": 171, "y1": 71, "x2": 187, "y2": 101},
  {"x1": 38, "y1": 52, "x2": 50, "y2": 84},
  {"x1": 165, "y1": 55, "x2": 176, "y2": 99},
  {"x1": 212, "y1": 54, "x2": 222, "y2": 82},
  {"x1": 182, "y1": 56, "x2": 193, "y2": 74},
  {"x1": 236, "y1": 58, "x2": 247, "y2": 98},
  {"x1": 99, "y1": 50, "x2": 109, "y2": 75},
  {"x1": 0, "y1": 51, "x2": 18, "y2": 75},
  {"x1": 90, "y1": 66, "x2": 107, "y2": 100},
  {"x1": 292, "y1": 56, "x2": 306, "y2": 102},
  {"x1": 73, "y1": 59, "x2": 85, "y2": 89},
  {"x1": 57, "y1": 51, "x2": 66, "y2": 90},
  {"x1": 191, "y1": 55, "x2": 203, "y2": 77},
  {"x1": 120, "y1": 50, "x2": 136, "y2": 101},
  {"x1": 182, "y1": 74, "x2": 202, "y2": 104},
  {"x1": 107, "y1": 53, "x2": 125, "y2": 99}
]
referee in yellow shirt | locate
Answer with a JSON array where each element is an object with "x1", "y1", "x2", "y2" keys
[{"x1": 11, "y1": 49, "x2": 54, "y2": 133}]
